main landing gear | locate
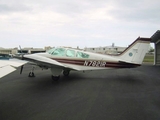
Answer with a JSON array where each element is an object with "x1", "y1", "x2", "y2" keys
[
  {"x1": 51, "y1": 75, "x2": 60, "y2": 81},
  {"x1": 51, "y1": 70, "x2": 70, "y2": 81},
  {"x1": 63, "y1": 70, "x2": 70, "y2": 77},
  {"x1": 27, "y1": 67, "x2": 70, "y2": 80}
]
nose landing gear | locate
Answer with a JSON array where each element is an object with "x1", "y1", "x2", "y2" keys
[
  {"x1": 28, "y1": 72, "x2": 35, "y2": 77},
  {"x1": 28, "y1": 66, "x2": 35, "y2": 77}
]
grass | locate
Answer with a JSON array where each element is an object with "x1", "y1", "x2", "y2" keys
[{"x1": 143, "y1": 55, "x2": 154, "y2": 63}]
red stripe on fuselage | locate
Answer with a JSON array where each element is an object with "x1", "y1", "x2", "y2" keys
[
  {"x1": 51, "y1": 58, "x2": 140, "y2": 68},
  {"x1": 52, "y1": 58, "x2": 84, "y2": 65}
]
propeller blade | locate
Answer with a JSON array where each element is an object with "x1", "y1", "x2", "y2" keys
[
  {"x1": 19, "y1": 45, "x2": 24, "y2": 59},
  {"x1": 19, "y1": 45, "x2": 22, "y2": 53},
  {"x1": 20, "y1": 65, "x2": 24, "y2": 74}
]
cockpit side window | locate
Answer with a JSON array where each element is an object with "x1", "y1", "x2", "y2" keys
[
  {"x1": 66, "y1": 49, "x2": 75, "y2": 57},
  {"x1": 76, "y1": 51, "x2": 89, "y2": 58},
  {"x1": 51, "y1": 48, "x2": 66, "y2": 56}
]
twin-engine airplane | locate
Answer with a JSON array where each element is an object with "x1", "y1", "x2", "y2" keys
[{"x1": 0, "y1": 37, "x2": 151, "y2": 80}]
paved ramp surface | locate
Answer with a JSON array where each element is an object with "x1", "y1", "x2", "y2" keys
[{"x1": 0, "y1": 64, "x2": 160, "y2": 120}]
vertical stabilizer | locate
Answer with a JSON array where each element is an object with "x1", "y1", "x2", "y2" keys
[{"x1": 117, "y1": 37, "x2": 151, "y2": 64}]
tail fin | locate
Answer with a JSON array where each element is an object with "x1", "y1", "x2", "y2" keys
[{"x1": 117, "y1": 37, "x2": 151, "y2": 64}]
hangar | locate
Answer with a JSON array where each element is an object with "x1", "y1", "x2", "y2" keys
[{"x1": 151, "y1": 30, "x2": 160, "y2": 65}]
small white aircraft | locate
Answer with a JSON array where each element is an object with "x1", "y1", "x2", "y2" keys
[{"x1": 0, "y1": 37, "x2": 151, "y2": 80}]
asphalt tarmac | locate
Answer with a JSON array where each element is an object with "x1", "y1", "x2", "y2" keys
[{"x1": 0, "y1": 64, "x2": 160, "y2": 120}]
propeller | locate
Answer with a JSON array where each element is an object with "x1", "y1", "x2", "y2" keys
[
  {"x1": 19, "y1": 45, "x2": 24, "y2": 74},
  {"x1": 20, "y1": 65, "x2": 24, "y2": 74},
  {"x1": 19, "y1": 45, "x2": 24, "y2": 60}
]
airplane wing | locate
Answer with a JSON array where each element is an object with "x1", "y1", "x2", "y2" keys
[
  {"x1": 0, "y1": 65, "x2": 16, "y2": 78},
  {"x1": 0, "y1": 59, "x2": 28, "y2": 78},
  {"x1": 23, "y1": 54, "x2": 80, "y2": 71}
]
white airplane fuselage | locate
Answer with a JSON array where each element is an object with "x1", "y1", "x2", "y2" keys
[
  {"x1": 23, "y1": 48, "x2": 139, "y2": 72},
  {"x1": 22, "y1": 37, "x2": 150, "y2": 79},
  {"x1": 0, "y1": 37, "x2": 150, "y2": 79}
]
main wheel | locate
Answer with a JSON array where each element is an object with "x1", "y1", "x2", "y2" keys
[{"x1": 63, "y1": 70, "x2": 70, "y2": 76}]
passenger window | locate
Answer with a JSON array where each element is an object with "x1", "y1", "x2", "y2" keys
[
  {"x1": 66, "y1": 49, "x2": 75, "y2": 57},
  {"x1": 76, "y1": 51, "x2": 89, "y2": 58},
  {"x1": 52, "y1": 48, "x2": 66, "y2": 56}
]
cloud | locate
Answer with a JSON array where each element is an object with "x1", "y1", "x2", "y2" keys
[
  {"x1": 108, "y1": 0, "x2": 160, "y2": 23},
  {"x1": 0, "y1": 4, "x2": 32, "y2": 13},
  {"x1": 0, "y1": 0, "x2": 159, "y2": 48}
]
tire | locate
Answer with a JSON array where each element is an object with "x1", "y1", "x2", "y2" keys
[
  {"x1": 63, "y1": 70, "x2": 70, "y2": 76},
  {"x1": 28, "y1": 72, "x2": 35, "y2": 77},
  {"x1": 52, "y1": 75, "x2": 60, "y2": 81}
]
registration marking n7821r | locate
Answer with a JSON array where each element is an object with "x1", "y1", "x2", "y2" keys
[{"x1": 84, "y1": 61, "x2": 106, "y2": 67}]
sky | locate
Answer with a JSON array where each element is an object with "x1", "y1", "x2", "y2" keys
[{"x1": 0, "y1": 0, "x2": 159, "y2": 49}]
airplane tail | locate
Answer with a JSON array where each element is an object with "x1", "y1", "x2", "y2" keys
[{"x1": 117, "y1": 37, "x2": 151, "y2": 65}]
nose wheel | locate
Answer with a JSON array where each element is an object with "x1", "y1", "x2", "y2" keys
[
  {"x1": 28, "y1": 72, "x2": 35, "y2": 77},
  {"x1": 28, "y1": 66, "x2": 35, "y2": 77}
]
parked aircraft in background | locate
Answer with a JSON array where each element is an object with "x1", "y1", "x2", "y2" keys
[
  {"x1": 0, "y1": 54, "x2": 12, "y2": 60},
  {"x1": 0, "y1": 37, "x2": 151, "y2": 80}
]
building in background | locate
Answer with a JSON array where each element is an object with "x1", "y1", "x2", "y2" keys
[
  {"x1": 0, "y1": 44, "x2": 127, "y2": 55},
  {"x1": 84, "y1": 43, "x2": 126, "y2": 55},
  {"x1": 44, "y1": 46, "x2": 54, "y2": 51},
  {"x1": 0, "y1": 47, "x2": 19, "y2": 55},
  {"x1": 0, "y1": 47, "x2": 46, "y2": 55}
]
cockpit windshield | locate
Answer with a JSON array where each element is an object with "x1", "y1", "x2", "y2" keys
[
  {"x1": 47, "y1": 48, "x2": 56, "y2": 54},
  {"x1": 47, "y1": 48, "x2": 89, "y2": 58},
  {"x1": 47, "y1": 48, "x2": 66, "y2": 56}
]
